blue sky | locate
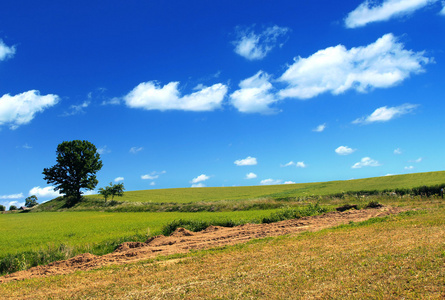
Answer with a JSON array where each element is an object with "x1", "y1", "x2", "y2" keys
[{"x1": 1, "y1": 0, "x2": 445, "y2": 207}]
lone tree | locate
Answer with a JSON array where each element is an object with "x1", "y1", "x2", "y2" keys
[
  {"x1": 9, "y1": 205, "x2": 17, "y2": 211},
  {"x1": 43, "y1": 140, "x2": 103, "y2": 204},
  {"x1": 25, "y1": 195, "x2": 38, "y2": 208},
  {"x1": 0, "y1": 205, "x2": 5, "y2": 212},
  {"x1": 98, "y1": 182, "x2": 125, "y2": 202}
]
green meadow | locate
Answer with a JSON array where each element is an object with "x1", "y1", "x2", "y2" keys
[{"x1": 1, "y1": 171, "x2": 445, "y2": 276}]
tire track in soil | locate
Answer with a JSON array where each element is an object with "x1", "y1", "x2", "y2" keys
[{"x1": 0, "y1": 206, "x2": 406, "y2": 283}]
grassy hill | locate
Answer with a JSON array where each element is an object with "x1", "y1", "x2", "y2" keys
[{"x1": 35, "y1": 171, "x2": 445, "y2": 212}]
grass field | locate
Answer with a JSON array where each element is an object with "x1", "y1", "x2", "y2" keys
[
  {"x1": 1, "y1": 171, "x2": 445, "y2": 298},
  {"x1": 1, "y1": 201, "x2": 444, "y2": 299}
]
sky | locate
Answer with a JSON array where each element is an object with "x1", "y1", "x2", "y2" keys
[{"x1": 1, "y1": 0, "x2": 445, "y2": 207}]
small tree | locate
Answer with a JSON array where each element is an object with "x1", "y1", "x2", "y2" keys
[
  {"x1": 43, "y1": 140, "x2": 103, "y2": 205},
  {"x1": 98, "y1": 182, "x2": 125, "y2": 202},
  {"x1": 9, "y1": 205, "x2": 17, "y2": 211},
  {"x1": 25, "y1": 195, "x2": 38, "y2": 208},
  {"x1": 0, "y1": 205, "x2": 5, "y2": 212}
]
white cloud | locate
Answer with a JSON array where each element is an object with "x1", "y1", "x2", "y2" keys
[
  {"x1": 0, "y1": 90, "x2": 59, "y2": 130},
  {"x1": 282, "y1": 161, "x2": 306, "y2": 168},
  {"x1": 405, "y1": 165, "x2": 414, "y2": 170},
  {"x1": 124, "y1": 81, "x2": 227, "y2": 112},
  {"x1": 233, "y1": 25, "x2": 290, "y2": 60},
  {"x1": 114, "y1": 177, "x2": 124, "y2": 182},
  {"x1": 191, "y1": 174, "x2": 210, "y2": 184},
  {"x1": 394, "y1": 148, "x2": 402, "y2": 154},
  {"x1": 97, "y1": 146, "x2": 111, "y2": 155},
  {"x1": 335, "y1": 146, "x2": 356, "y2": 155},
  {"x1": 245, "y1": 172, "x2": 257, "y2": 179},
  {"x1": 129, "y1": 146, "x2": 143, "y2": 154},
  {"x1": 260, "y1": 179, "x2": 283, "y2": 185},
  {"x1": 409, "y1": 157, "x2": 423, "y2": 163},
  {"x1": 234, "y1": 156, "x2": 257, "y2": 166},
  {"x1": 63, "y1": 101, "x2": 90, "y2": 116},
  {"x1": 142, "y1": 170, "x2": 166, "y2": 180},
  {"x1": 278, "y1": 34, "x2": 430, "y2": 100},
  {"x1": 0, "y1": 39, "x2": 15, "y2": 61},
  {"x1": 345, "y1": 0, "x2": 439, "y2": 28},
  {"x1": 352, "y1": 157, "x2": 381, "y2": 168},
  {"x1": 353, "y1": 103, "x2": 417, "y2": 124},
  {"x1": 29, "y1": 186, "x2": 62, "y2": 199},
  {"x1": 230, "y1": 71, "x2": 279, "y2": 114},
  {"x1": 313, "y1": 123, "x2": 326, "y2": 132},
  {"x1": 149, "y1": 182, "x2": 156, "y2": 186},
  {"x1": 191, "y1": 183, "x2": 206, "y2": 188},
  {"x1": 284, "y1": 181, "x2": 296, "y2": 184},
  {"x1": 441, "y1": 3, "x2": 445, "y2": 14},
  {"x1": 0, "y1": 193, "x2": 23, "y2": 200}
]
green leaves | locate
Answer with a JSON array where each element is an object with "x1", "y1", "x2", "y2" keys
[{"x1": 43, "y1": 140, "x2": 103, "y2": 204}]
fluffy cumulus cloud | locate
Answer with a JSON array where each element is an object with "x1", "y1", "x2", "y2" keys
[
  {"x1": 278, "y1": 34, "x2": 430, "y2": 100},
  {"x1": 141, "y1": 171, "x2": 166, "y2": 180},
  {"x1": 352, "y1": 157, "x2": 381, "y2": 168},
  {"x1": 245, "y1": 172, "x2": 257, "y2": 179},
  {"x1": 114, "y1": 177, "x2": 124, "y2": 182},
  {"x1": 0, "y1": 39, "x2": 15, "y2": 61},
  {"x1": 124, "y1": 81, "x2": 227, "y2": 112},
  {"x1": 230, "y1": 71, "x2": 279, "y2": 114},
  {"x1": 29, "y1": 186, "x2": 62, "y2": 199},
  {"x1": 234, "y1": 156, "x2": 257, "y2": 166},
  {"x1": 191, "y1": 174, "x2": 210, "y2": 187},
  {"x1": 313, "y1": 123, "x2": 326, "y2": 132},
  {"x1": 233, "y1": 25, "x2": 290, "y2": 60},
  {"x1": 353, "y1": 103, "x2": 417, "y2": 124},
  {"x1": 0, "y1": 90, "x2": 59, "y2": 129},
  {"x1": 345, "y1": 0, "x2": 440, "y2": 28},
  {"x1": 335, "y1": 146, "x2": 356, "y2": 155}
]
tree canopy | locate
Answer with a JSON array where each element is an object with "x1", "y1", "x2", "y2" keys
[
  {"x1": 98, "y1": 182, "x2": 125, "y2": 202},
  {"x1": 43, "y1": 140, "x2": 103, "y2": 204},
  {"x1": 25, "y1": 195, "x2": 38, "y2": 208}
]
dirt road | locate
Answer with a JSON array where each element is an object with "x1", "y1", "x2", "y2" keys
[{"x1": 0, "y1": 206, "x2": 406, "y2": 283}]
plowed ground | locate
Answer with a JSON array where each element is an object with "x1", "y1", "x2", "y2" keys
[{"x1": 0, "y1": 206, "x2": 406, "y2": 283}]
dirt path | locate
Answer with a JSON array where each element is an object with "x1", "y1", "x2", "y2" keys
[{"x1": 0, "y1": 206, "x2": 406, "y2": 283}]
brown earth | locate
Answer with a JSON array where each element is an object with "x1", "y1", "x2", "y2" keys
[{"x1": 0, "y1": 206, "x2": 406, "y2": 283}]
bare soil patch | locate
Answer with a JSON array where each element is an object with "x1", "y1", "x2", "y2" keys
[{"x1": 0, "y1": 206, "x2": 406, "y2": 283}]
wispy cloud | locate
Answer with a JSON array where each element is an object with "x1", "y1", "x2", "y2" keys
[
  {"x1": 394, "y1": 148, "x2": 402, "y2": 154},
  {"x1": 63, "y1": 101, "x2": 90, "y2": 116},
  {"x1": 353, "y1": 104, "x2": 418, "y2": 124},
  {"x1": 313, "y1": 123, "x2": 326, "y2": 132},
  {"x1": 230, "y1": 71, "x2": 279, "y2": 114},
  {"x1": 260, "y1": 179, "x2": 283, "y2": 185},
  {"x1": 233, "y1": 25, "x2": 290, "y2": 60},
  {"x1": 234, "y1": 156, "x2": 257, "y2": 166},
  {"x1": 409, "y1": 157, "x2": 423, "y2": 163},
  {"x1": 97, "y1": 146, "x2": 111, "y2": 155},
  {"x1": 352, "y1": 157, "x2": 381, "y2": 168},
  {"x1": 281, "y1": 161, "x2": 306, "y2": 168},
  {"x1": 0, "y1": 90, "x2": 59, "y2": 130},
  {"x1": 124, "y1": 81, "x2": 227, "y2": 112},
  {"x1": 0, "y1": 193, "x2": 24, "y2": 200},
  {"x1": 405, "y1": 165, "x2": 414, "y2": 170},
  {"x1": 141, "y1": 171, "x2": 166, "y2": 180},
  {"x1": 335, "y1": 146, "x2": 356, "y2": 155},
  {"x1": 129, "y1": 147, "x2": 143, "y2": 154},
  {"x1": 0, "y1": 39, "x2": 15, "y2": 61},
  {"x1": 278, "y1": 34, "x2": 430, "y2": 100},
  {"x1": 345, "y1": 0, "x2": 440, "y2": 28}
]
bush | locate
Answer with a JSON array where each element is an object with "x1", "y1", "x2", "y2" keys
[
  {"x1": 0, "y1": 205, "x2": 5, "y2": 211},
  {"x1": 9, "y1": 205, "x2": 17, "y2": 211}
]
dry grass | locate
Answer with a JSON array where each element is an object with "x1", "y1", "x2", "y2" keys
[{"x1": 1, "y1": 205, "x2": 445, "y2": 299}]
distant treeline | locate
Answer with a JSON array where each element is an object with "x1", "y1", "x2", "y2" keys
[{"x1": 330, "y1": 183, "x2": 445, "y2": 198}]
